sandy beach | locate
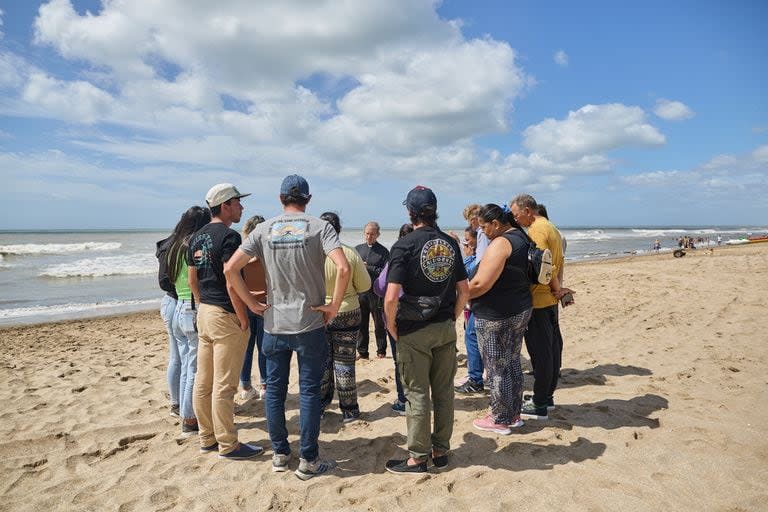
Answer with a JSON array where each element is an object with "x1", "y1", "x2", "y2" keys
[{"x1": 1, "y1": 243, "x2": 767, "y2": 511}]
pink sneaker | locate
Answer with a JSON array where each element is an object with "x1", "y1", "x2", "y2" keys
[{"x1": 473, "y1": 414, "x2": 513, "y2": 435}]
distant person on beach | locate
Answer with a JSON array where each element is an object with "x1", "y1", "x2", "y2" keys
[
  {"x1": 468, "y1": 204, "x2": 532, "y2": 434},
  {"x1": 239, "y1": 215, "x2": 267, "y2": 402},
  {"x1": 384, "y1": 186, "x2": 468, "y2": 474},
  {"x1": 188, "y1": 183, "x2": 265, "y2": 460},
  {"x1": 372, "y1": 223, "x2": 415, "y2": 415},
  {"x1": 511, "y1": 194, "x2": 573, "y2": 420},
  {"x1": 166, "y1": 206, "x2": 211, "y2": 437},
  {"x1": 318, "y1": 212, "x2": 371, "y2": 423},
  {"x1": 225, "y1": 174, "x2": 350, "y2": 480},
  {"x1": 355, "y1": 221, "x2": 389, "y2": 359}
]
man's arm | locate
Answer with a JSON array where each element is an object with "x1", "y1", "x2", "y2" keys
[
  {"x1": 384, "y1": 282, "x2": 401, "y2": 341},
  {"x1": 188, "y1": 266, "x2": 201, "y2": 304},
  {"x1": 311, "y1": 247, "x2": 350, "y2": 324}
]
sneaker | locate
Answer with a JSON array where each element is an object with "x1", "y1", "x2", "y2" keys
[
  {"x1": 520, "y1": 401, "x2": 549, "y2": 420},
  {"x1": 218, "y1": 443, "x2": 264, "y2": 460},
  {"x1": 272, "y1": 452, "x2": 291, "y2": 472},
  {"x1": 169, "y1": 405, "x2": 180, "y2": 418},
  {"x1": 455, "y1": 379, "x2": 484, "y2": 394},
  {"x1": 523, "y1": 394, "x2": 555, "y2": 410},
  {"x1": 473, "y1": 414, "x2": 512, "y2": 435},
  {"x1": 258, "y1": 384, "x2": 267, "y2": 400},
  {"x1": 385, "y1": 458, "x2": 428, "y2": 475},
  {"x1": 454, "y1": 375, "x2": 469, "y2": 386},
  {"x1": 376, "y1": 353, "x2": 386, "y2": 359},
  {"x1": 342, "y1": 410, "x2": 360, "y2": 424},
  {"x1": 199, "y1": 442, "x2": 218, "y2": 454},
  {"x1": 431, "y1": 452, "x2": 448, "y2": 470},
  {"x1": 181, "y1": 421, "x2": 199, "y2": 437},
  {"x1": 356, "y1": 353, "x2": 369, "y2": 360},
  {"x1": 295, "y1": 457, "x2": 337, "y2": 480},
  {"x1": 391, "y1": 400, "x2": 406, "y2": 416},
  {"x1": 239, "y1": 387, "x2": 258, "y2": 401}
]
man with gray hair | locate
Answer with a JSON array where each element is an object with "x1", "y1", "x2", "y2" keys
[
  {"x1": 510, "y1": 194, "x2": 573, "y2": 421},
  {"x1": 355, "y1": 221, "x2": 390, "y2": 358}
]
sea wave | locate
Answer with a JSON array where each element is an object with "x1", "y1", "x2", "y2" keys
[
  {"x1": 0, "y1": 242, "x2": 122, "y2": 255},
  {"x1": 563, "y1": 230, "x2": 611, "y2": 241},
  {"x1": 0, "y1": 299, "x2": 159, "y2": 319},
  {"x1": 40, "y1": 254, "x2": 155, "y2": 278}
]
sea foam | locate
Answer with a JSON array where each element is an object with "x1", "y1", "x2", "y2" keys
[
  {"x1": 40, "y1": 253, "x2": 155, "y2": 278},
  {"x1": 0, "y1": 242, "x2": 122, "y2": 255},
  {"x1": 0, "y1": 299, "x2": 159, "y2": 319}
]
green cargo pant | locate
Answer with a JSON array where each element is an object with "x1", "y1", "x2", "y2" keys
[{"x1": 396, "y1": 319, "x2": 457, "y2": 461}]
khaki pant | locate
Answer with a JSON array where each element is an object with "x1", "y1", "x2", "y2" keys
[
  {"x1": 193, "y1": 304, "x2": 249, "y2": 454},
  {"x1": 396, "y1": 320, "x2": 457, "y2": 461}
]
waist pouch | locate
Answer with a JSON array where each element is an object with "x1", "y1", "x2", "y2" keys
[{"x1": 396, "y1": 294, "x2": 442, "y2": 322}]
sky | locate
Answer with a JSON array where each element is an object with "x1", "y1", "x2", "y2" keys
[{"x1": 0, "y1": 0, "x2": 766, "y2": 230}]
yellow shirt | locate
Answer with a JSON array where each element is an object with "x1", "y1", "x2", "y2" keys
[
  {"x1": 528, "y1": 216, "x2": 563, "y2": 309},
  {"x1": 324, "y1": 244, "x2": 371, "y2": 313}
]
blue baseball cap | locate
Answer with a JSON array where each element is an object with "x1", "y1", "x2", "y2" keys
[
  {"x1": 280, "y1": 174, "x2": 310, "y2": 199},
  {"x1": 403, "y1": 185, "x2": 437, "y2": 214}
]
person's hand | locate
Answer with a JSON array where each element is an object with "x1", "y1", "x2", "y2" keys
[
  {"x1": 311, "y1": 303, "x2": 339, "y2": 325},
  {"x1": 554, "y1": 287, "x2": 575, "y2": 302},
  {"x1": 386, "y1": 321, "x2": 398, "y2": 341},
  {"x1": 236, "y1": 313, "x2": 249, "y2": 332},
  {"x1": 248, "y1": 300, "x2": 269, "y2": 314}
]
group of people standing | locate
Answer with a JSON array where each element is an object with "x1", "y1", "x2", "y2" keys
[{"x1": 157, "y1": 174, "x2": 573, "y2": 479}]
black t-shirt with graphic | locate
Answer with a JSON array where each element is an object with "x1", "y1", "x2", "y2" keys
[
  {"x1": 187, "y1": 222, "x2": 241, "y2": 313},
  {"x1": 387, "y1": 226, "x2": 467, "y2": 335}
]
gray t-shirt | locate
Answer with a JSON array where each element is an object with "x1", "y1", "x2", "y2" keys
[{"x1": 240, "y1": 212, "x2": 341, "y2": 334}]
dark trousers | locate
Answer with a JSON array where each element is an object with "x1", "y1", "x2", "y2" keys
[
  {"x1": 358, "y1": 291, "x2": 387, "y2": 356},
  {"x1": 524, "y1": 305, "x2": 562, "y2": 405}
]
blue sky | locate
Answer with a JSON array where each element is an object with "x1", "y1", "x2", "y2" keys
[{"x1": 0, "y1": 0, "x2": 765, "y2": 230}]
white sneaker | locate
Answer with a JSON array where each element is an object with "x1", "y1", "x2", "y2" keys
[
  {"x1": 295, "y1": 457, "x2": 337, "y2": 480},
  {"x1": 239, "y1": 387, "x2": 258, "y2": 401},
  {"x1": 258, "y1": 384, "x2": 266, "y2": 400},
  {"x1": 272, "y1": 452, "x2": 291, "y2": 472}
]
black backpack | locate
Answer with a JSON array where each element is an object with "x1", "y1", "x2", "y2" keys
[
  {"x1": 508, "y1": 229, "x2": 553, "y2": 285},
  {"x1": 155, "y1": 236, "x2": 178, "y2": 298}
]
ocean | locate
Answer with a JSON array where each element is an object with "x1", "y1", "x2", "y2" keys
[{"x1": 1, "y1": 225, "x2": 765, "y2": 326}]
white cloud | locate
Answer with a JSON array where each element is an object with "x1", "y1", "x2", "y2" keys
[
  {"x1": 554, "y1": 50, "x2": 568, "y2": 66},
  {"x1": 523, "y1": 103, "x2": 666, "y2": 161},
  {"x1": 623, "y1": 144, "x2": 768, "y2": 194},
  {"x1": 653, "y1": 98, "x2": 695, "y2": 121}
]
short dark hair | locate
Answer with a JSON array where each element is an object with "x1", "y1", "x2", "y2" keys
[
  {"x1": 398, "y1": 223, "x2": 414, "y2": 239},
  {"x1": 536, "y1": 204, "x2": 549, "y2": 219},
  {"x1": 464, "y1": 225, "x2": 477, "y2": 239},
  {"x1": 279, "y1": 193, "x2": 310, "y2": 207},
  {"x1": 319, "y1": 211, "x2": 341, "y2": 234}
]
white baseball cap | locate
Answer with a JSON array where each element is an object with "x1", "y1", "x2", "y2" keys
[{"x1": 205, "y1": 183, "x2": 250, "y2": 207}]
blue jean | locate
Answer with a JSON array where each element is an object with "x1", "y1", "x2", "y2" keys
[
  {"x1": 173, "y1": 299, "x2": 199, "y2": 420},
  {"x1": 240, "y1": 311, "x2": 266, "y2": 388},
  {"x1": 262, "y1": 327, "x2": 328, "y2": 461},
  {"x1": 465, "y1": 312, "x2": 484, "y2": 384},
  {"x1": 388, "y1": 334, "x2": 406, "y2": 403},
  {"x1": 161, "y1": 294, "x2": 180, "y2": 406}
]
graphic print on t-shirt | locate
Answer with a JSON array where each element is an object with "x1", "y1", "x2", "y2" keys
[
  {"x1": 191, "y1": 233, "x2": 213, "y2": 268},
  {"x1": 420, "y1": 238, "x2": 455, "y2": 282},
  {"x1": 268, "y1": 220, "x2": 309, "y2": 249}
]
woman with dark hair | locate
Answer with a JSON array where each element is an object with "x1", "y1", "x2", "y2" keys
[
  {"x1": 166, "y1": 206, "x2": 211, "y2": 436},
  {"x1": 318, "y1": 212, "x2": 371, "y2": 423},
  {"x1": 373, "y1": 223, "x2": 413, "y2": 414},
  {"x1": 468, "y1": 203, "x2": 533, "y2": 435}
]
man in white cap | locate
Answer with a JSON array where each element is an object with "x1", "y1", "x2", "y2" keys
[
  {"x1": 225, "y1": 174, "x2": 350, "y2": 480},
  {"x1": 187, "y1": 183, "x2": 265, "y2": 460}
]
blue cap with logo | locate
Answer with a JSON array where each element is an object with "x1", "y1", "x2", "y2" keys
[
  {"x1": 403, "y1": 185, "x2": 437, "y2": 214},
  {"x1": 280, "y1": 174, "x2": 311, "y2": 199}
]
